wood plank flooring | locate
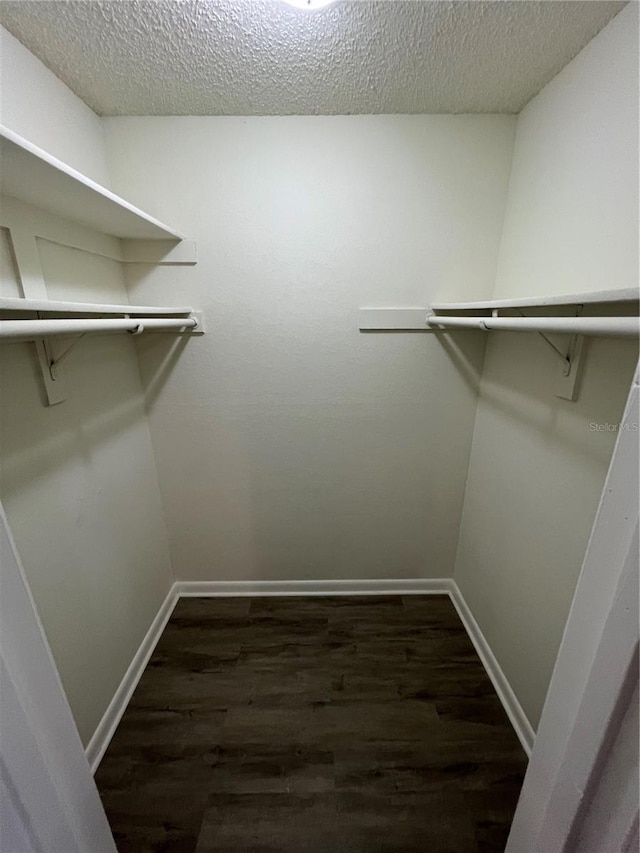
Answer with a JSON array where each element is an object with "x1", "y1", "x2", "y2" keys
[{"x1": 95, "y1": 595, "x2": 527, "y2": 853}]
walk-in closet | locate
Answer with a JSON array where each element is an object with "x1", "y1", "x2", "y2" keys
[{"x1": 1, "y1": 2, "x2": 638, "y2": 852}]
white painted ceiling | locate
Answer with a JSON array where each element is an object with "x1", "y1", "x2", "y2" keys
[{"x1": 0, "y1": 0, "x2": 627, "y2": 116}]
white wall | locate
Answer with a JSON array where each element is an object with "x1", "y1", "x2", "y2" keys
[
  {"x1": 0, "y1": 32, "x2": 173, "y2": 746},
  {"x1": 494, "y1": 3, "x2": 639, "y2": 299},
  {"x1": 102, "y1": 115, "x2": 515, "y2": 582},
  {"x1": 1, "y1": 503, "x2": 116, "y2": 852},
  {"x1": 4, "y1": 0, "x2": 636, "y2": 753},
  {"x1": 0, "y1": 26, "x2": 111, "y2": 186},
  {"x1": 0, "y1": 222, "x2": 174, "y2": 746},
  {"x1": 455, "y1": 4, "x2": 639, "y2": 730},
  {"x1": 571, "y1": 683, "x2": 639, "y2": 853}
]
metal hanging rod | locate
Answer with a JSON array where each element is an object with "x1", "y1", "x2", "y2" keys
[
  {"x1": 0, "y1": 316, "x2": 199, "y2": 341},
  {"x1": 426, "y1": 314, "x2": 639, "y2": 338}
]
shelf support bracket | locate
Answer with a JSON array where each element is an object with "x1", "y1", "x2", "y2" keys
[
  {"x1": 513, "y1": 308, "x2": 570, "y2": 367},
  {"x1": 556, "y1": 332, "x2": 585, "y2": 401},
  {"x1": 35, "y1": 337, "x2": 67, "y2": 405},
  {"x1": 512, "y1": 307, "x2": 586, "y2": 401},
  {"x1": 33, "y1": 311, "x2": 88, "y2": 402},
  {"x1": 47, "y1": 334, "x2": 86, "y2": 381}
]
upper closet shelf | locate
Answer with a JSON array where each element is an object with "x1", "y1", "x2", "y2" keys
[
  {"x1": 431, "y1": 288, "x2": 639, "y2": 312},
  {"x1": 359, "y1": 288, "x2": 639, "y2": 340},
  {"x1": 0, "y1": 125, "x2": 186, "y2": 241},
  {"x1": 359, "y1": 288, "x2": 639, "y2": 401},
  {"x1": 0, "y1": 296, "x2": 193, "y2": 315},
  {"x1": 360, "y1": 288, "x2": 639, "y2": 333}
]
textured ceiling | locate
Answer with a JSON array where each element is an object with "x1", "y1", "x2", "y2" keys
[{"x1": 0, "y1": 0, "x2": 627, "y2": 116}]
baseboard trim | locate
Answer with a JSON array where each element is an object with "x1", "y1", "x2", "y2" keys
[
  {"x1": 174, "y1": 578, "x2": 455, "y2": 597},
  {"x1": 85, "y1": 584, "x2": 179, "y2": 774},
  {"x1": 448, "y1": 580, "x2": 536, "y2": 757},
  {"x1": 86, "y1": 576, "x2": 534, "y2": 773}
]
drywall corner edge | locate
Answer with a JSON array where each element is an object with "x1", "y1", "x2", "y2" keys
[
  {"x1": 85, "y1": 583, "x2": 179, "y2": 774},
  {"x1": 449, "y1": 580, "x2": 536, "y2": 756}
]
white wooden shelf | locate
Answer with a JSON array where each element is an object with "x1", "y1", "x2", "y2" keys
[
  {"x1": 0, "y1": 126, "x2": 186, "y2": 241},
  {"x1": 0, "y1": 297, "x2": 193, "y2": 315},
  {"x1": 359, "y1": 307, "x2": 639, "y2": 337},
  {"x1": 431, "y1": 288, "x2": 639, "y2": 312},
  {"x1": 359, "y1": 290, "x2": 639, "y2": 402}
]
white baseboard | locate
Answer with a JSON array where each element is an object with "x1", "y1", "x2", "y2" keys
[
  {"x1": 85, "y1": 584, "x2": 179, "y2": 774},
  {"x1": 174, "y1": 578, "x2": 455, "y2": 597},
  {"x1": 448, "y1": 580, "x2": 536, "y2": 757},
  {"x1": 86, "y1": 576, "x2": 534, "y2": 773}
]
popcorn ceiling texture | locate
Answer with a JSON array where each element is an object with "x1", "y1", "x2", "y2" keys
[{"x1": 0, "y1": 0, "x2": 626, "y2": 116}]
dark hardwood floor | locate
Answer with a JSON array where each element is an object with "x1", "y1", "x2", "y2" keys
[{"x1": 95, "y1": 595, "x2": 527, "y2": 853}]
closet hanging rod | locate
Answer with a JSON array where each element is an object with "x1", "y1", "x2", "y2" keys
[
  {"x1": 426, "y1": 314, "x2": 639, "y2": 338},
  {"x1": 0, "y1": 316, "x2": 198, "y2": 341}
]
